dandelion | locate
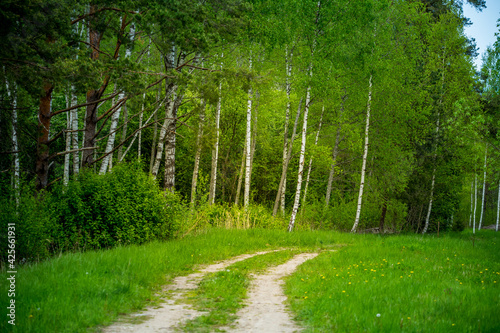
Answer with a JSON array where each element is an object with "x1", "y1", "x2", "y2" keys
[
  {"x1": 452, "y1": 324, "x2": 455, "y2": 326},
  {"x1": 349, "y1": 282, "x2": 351, "y2": 284},
  {"x1": 400, "y1": 276, "x2": 403, "y2": 278},
  {"x1": 342, "y1": 290, "x2": 346, "y2": 293},
  {"x1": 408, "y1": 317, "x2": 411, "y2": 320},
  {"x1": 376, "y1": 314, "x2": 381, "y2": 317},
  {"x1": 410, "y1": 271, "x2": 414, "y2": 274}
]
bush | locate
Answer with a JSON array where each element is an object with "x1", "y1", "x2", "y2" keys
[
  {"x1": 1, "y1": 162, "x2": 183, "y2": 265},
  {"x1": 48, "y1": 162, "x2": 181, "y2": 252}
]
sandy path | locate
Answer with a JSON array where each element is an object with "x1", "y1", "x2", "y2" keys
[
  {"x1": 225, "y1": 252, "x2": 319, "y2": 333},
  {"x1": 103, "y1": 251, "x2": 273, "y2": 333}
]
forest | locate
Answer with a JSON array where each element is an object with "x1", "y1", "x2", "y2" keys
[{"x1": 1, "y1": 0, "x2": 499, "y2": 262}]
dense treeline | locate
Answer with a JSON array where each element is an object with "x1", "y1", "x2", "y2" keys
[{"x1": 1, "y1": 0, "x2": 498, "y2": 262}]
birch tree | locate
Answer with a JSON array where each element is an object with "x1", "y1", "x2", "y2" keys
[
  {"x1": 244, "y1": 53, "x2": 253, "y2": 209},
  {"x1": 351, "y1": 75, "x2": 372, "y2": 233},
  {"x1": 191, "y1": 101, "x2": 205, "y2": 205},
  {"x1": 479, "y1": 145, "x2": 487, "y2": 230},
  {"x1": 209, "y1": 54, "x2": 223, "y2": 205}
]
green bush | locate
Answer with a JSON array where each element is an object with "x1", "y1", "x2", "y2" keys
[{"x1": 48, "y1": 162, "x2": 181, "y2": 252}]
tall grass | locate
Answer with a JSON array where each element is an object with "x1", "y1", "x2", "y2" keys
[
  {"x1": 0, "y1": 228, "x2": 336, "y2": 333},
  {"x1": 285, "y1": 230, "x2": 500, "y2": 332}
]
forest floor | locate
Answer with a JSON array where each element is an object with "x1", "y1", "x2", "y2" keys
[{"x1": 103, "y1": 249, "x2": 317, "y2": 332}]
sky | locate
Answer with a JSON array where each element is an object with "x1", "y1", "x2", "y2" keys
[{"x1": 463, "y1": 0, "x2": 500, "y2": 70}]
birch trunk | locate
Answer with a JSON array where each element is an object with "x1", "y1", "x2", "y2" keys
[
  {"x1": 302, "y1": 106, "x2": 324, "y2": 210},
  {"x1": 479, "y1": 145, "x2": 487, "y2": 230},
  {"x1": 244, "y1": 54, "x2": 253, "y2": 209},
  {"x1": 248, "y1": 91, "x2": 259, "y2": 190},
  {"x1": 325, "y1": 97, "x2": 345, "y2": 208},
  {"x1": 71, "y1": 87, "x2": 80, "y2": 175},
  {"x1": 272, "y1": 98, "x2": 302, "y2": 216},
  {"x1": 351, "y1": 75, "x2": 372, "y2": 233},
  {"x1": 209, "y1": 56, "x2": 222, "y2": 204},
  {"x1": 287, "y1": 86, "x2": 311, "y2": 232},
  {"x1": 64, "y1": 94, "x2": 72, "y2": 185},
  {"x1": 496, "y1": 180, "x2": 499, "y2": 232},
  {"x1": 474, "y1": 173, "x2": 477, "y2": 234},
  {"x1": 149, "y1": 84, "x2": 161, "y2": 173},
  {"x1": 116, "y1": 99, "x2": 128, "y2": 162},
  {"x1": 278, "y1": 46, "x2": 293, "y2": 215},
  {"x1": 469, "y1": 180, "x2": 474, "y2": 227},
  {"x1": 164, "y1": 90, "x2": 183, "y2": 192},
  {"x1": 138, "y1": 93, "x2": 145, "y2": 159},
  {"x1": 235, "y1": 145, "x2": 246, "y2": 206},
  {"x1": 6, "y1": 79, "x2": 19, "y2": 203},
  {"x1": 422, "y1": 110, "x2": 441, "y2": 234},
  {"x1": 99, "y1": 85, "x2": 121, "y2": 174},
  {"x1": 191, "y1": 101, "x2": 205, "y2": 205}
]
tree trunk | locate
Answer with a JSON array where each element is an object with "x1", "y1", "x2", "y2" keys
[
  {"x1": 248, "y1": 91, "x2": 259, "y2": 190},
  {"x1": 63, "y1": 93, "x2": 72, "y2": 185},
  {"x1": 325, "y1": 95, "x2": 345, "y2": 208},
  {"x1": 99, "y1": 85, "x2": 121, "y2": 174},
  {"x1": 469, "y1": 180, "x2": 473, "y2": 227},
  {"x1": 474, "y1": 173, "x2": 477, "y2": 234},
  {"x1": 379, "y1": 199, "x2": 387, "y2": 232},
  {"x1": 301, "y1": 106, "x2": 324, "y2": 211},
  {"x1": 191, "y1": 101, "x2": 205, "y2": 206},
  {"x1": 36, "y1": 82, "x2": 54, "y2": 191},
  {"x1": 6, "y1": 79, "x2": 19, "y2": 203},
  {"x1": 278, "y1": 46, "x2": 293, "y2": 216},
  {"x1": 244, "y1": 54, "x2": 253, "y2": 209},
  {"x1": 149, "y1": 84, "x2": 161, "y2": 173},
  {"x1": 164, "y1": 90, "x2": 183, "y2": 192},
  {"x1": 496, "y1": 180, "x2": 499, "y2": 232},
  {"x1": 138, "y1": 93, "x2": 145, "y2": 159},
  {"x1": 235, "y1": 145, "x2": 246, "y2": 206},
  {"x1": 209, "y1": 65, "x2": 222, "y2": 204},
  {"x1": 479, "y1": 145, "x2": 487, "y2": 230},
  {"x1": 287, "y1": 86, "x2": 311, "y2": 232},
  {"x1": 351, "y1": 75, "x2": 372, "y2": 233},
  {"x1": 71, "y1": 86, "x2": 80, "y2": 175},
  {"x1": 273, "y1": 98, "x2": 302, "y2": 216}
]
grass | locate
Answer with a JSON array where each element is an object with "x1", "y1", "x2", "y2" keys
[
  {"x1": 0, "y1": 228, "x2": 337, "y2": 333},
  {"x1": 285, "y1": 230, "x2": 500, "y2": 332},
  {"x1": 1, "y1": 228, "x2": 499, "y2": 332},
  {"x1": 181, "y1": 249, "x2": 304, "y2": 332}
]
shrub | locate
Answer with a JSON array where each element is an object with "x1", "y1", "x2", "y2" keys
[{"x1": 48, "y1": 162, "x2": 181, "y2": 252}]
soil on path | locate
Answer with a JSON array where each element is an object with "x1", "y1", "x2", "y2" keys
[
  {"x1": 224, "y1": 252, "x2": 319, "y2": 333},
  {"x1": 103, "y1": 251, "x2": 319, "y2": 333}
]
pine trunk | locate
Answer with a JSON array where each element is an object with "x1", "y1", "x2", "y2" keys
[
  {"x1": 351, "y1": 75, "x2": 372, "y2": 233},
  {"x1": 479, "y1": 145, "x2": 487, "y2": 230},
  {"x1": 36, "y1": 82, "x2": 54, "y2": 191}
]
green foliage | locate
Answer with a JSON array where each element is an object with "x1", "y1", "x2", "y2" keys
[{"x1": 48, "y1": 162, "x2": 181, "y2": 252}]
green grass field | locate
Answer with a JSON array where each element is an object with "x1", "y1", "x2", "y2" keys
[{"x1": 1, "y1": 228, "x2": 498, "y2": 332}]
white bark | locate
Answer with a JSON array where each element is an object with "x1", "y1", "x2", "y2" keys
[
  {"x1": 6, "y1": 78, "x2": 19, "y2": 204},
  {"x1": 99, "y1": 85, "x2": 121, "y2": 175},
  {"x1": 302, "y1": 106, "x2": 324, "y2": 210},
  {"x1": 479, "y1": 145, "x2": 487, "y2": 230},
  {"x1": 496, "y1": 180, "x2": 499, "y2": 232},
  {"x1": 191, "y1": 101, "x2": 205, "y2": 205},
  {"x1": 149, "y1": 84, "x2": 161, "y2": 173},
  {"x1": 273, "y1": 98, "x2": 302, "y2": 217},
  {"x1": 287, "y1": 86, "x2": 311, "y2": 232},
  {"x1": 244, "y1": 54, "x2": 253, "y2": 209},
  {"x1": 469, "y1": 180, "x2": 474, "y2": 227},
  {"x1": 71, "y1": 86, "x2": 80, "y2": 175},
  {"x1": 325, "y1": 96, "x2": 345, "y2": 208},
  {"x1": 63, "y1": 94, "x2": 72, "y2": 185},
  {"x1": 351, "y1": 75, "x2": 373, "y2": 233},
  {"x1": 474, "y1": 173, "x2": 477, "y2": 234},
  {"x1": 280, "y1": 46, "x2": 293, "y2": 215},
  {"x1": 138, "y1": 92, "x2": 145, "y2": 159},
  {"x1": 235, "y1": 145, "x2": 246, "y2": 206},
  {"x1": 209, "y1": 54, "x2": 223, "y2": 204}
]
